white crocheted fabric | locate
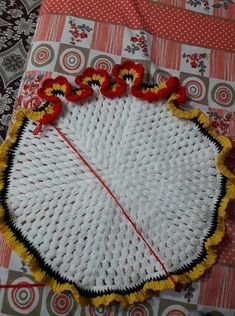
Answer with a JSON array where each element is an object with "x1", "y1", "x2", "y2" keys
[{"x1": 5, "y1": 92, "x2": 223, "y2": 293}]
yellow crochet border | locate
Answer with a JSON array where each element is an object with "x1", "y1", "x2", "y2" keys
[{"x1": 0, "y1": 94, "x2": 235, "y2": 307}]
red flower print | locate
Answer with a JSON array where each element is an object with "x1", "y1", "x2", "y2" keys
[
  {"x1": 138, "y1": 36, "x2": 145, "y2": 44},
  {"x1": 190, "y1": 61, "x2": 198, "y2": 68},
  {"x1": 71, "y1": 30, "x2": 80, "y2": 38},
  {"x1": 207, "y1": 110, "x2": 232, "y2": 137},
  {"x1": 212, "y1": 120, "x2": 220, "y2": 128},
  {"x1": 224, "y1": 113, "x2": 233, "y2": 121},
  {"x1": 23, "y1": 83, "x2": 29, "y2": 90},
  {"x1": 126, "y1": 32, "x2": 149, "y2": 57},
  {"x1": 68, "y1": 18, "x2": 93, "y2": 44},
  {"x1": 183, "y1": 52, "x2": 208, "y2": 75},
  {"x1": 130, "y1": 36, "x2": 138, "y2": 42},
  {"x1": 191, "y1": 53, "x2": 198, "y2": 60},
  {"x1": 200, "y1": 53, "x2": 207, "y2": 58},
  {"x1": 79, "y1": 32, "x2": 87, "y2": 39},
  {"x1": 187, "y1": 0, "x2": 210, "y2": 13}
]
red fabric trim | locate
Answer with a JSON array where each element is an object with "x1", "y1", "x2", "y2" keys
[{"x1": 31, "y1": 61, "x2": 186, "y2": 127}]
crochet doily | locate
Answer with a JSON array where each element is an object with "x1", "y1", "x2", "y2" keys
[{"x1": 0, "y1": 62, "x2": 234, "y2": 306}]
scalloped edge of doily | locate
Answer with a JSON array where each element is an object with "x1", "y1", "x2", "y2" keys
[{"x1": 0, "y1": 92, "x2": 235, "y2": 307}]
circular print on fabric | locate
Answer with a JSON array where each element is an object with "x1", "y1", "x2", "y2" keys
[
  {"x1": 31, "y1": 44, "x2": 54, "y2": 67},
  {"x1": 183, "y1": 77, "x2": 206, "y2": 101},
  {"x1": 59, "y1": 48, "x2": 85, "y2": 74},
  {"x1": 123, "y1": 302, "x2": 153, "y2": 316},
  {"x1": 153, "y1": 69, "x2": 171, "y2": 84},
  {"x1": 86, "y1": 305, "x2": 113, "y2": 316},
  {"x1": 211, "y1": 83, "x2": 235, "y2": 107},
  {"x1": 161, "y1": 305, "x2": 188, "y2": 316},
  {"x1": 7, "y1": 277, "x2": 40, "y2": 314},
  {"x1": 46, "y1": 291, "x2": 77, "y2": 316},
  {"x1": 91, "y1": 55, "x2": 115, "y2": 73}
]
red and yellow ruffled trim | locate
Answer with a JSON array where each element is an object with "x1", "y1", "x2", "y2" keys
[{"x1": 34, "y1": 60, "x2": 185, "y2": 126}]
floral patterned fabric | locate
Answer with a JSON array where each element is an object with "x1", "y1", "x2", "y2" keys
[
  {"x1": 0, "y1": 0, "x2": 40, "y2": 141},
  {"x1": 0, "y1": 0, "x2": 235, "y2": 315}
]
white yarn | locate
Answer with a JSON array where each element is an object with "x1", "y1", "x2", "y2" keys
[{"x1": 7, "y1": 93, "x2": 221, "y2": 292}]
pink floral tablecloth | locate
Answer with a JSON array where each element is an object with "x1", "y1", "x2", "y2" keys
[{"x1": 0, "y1": 0, "x2": 235, "y2": 315}]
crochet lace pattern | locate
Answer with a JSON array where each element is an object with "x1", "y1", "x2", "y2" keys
[{"x1": 0, "y1": 61, "x2": 234, "y2": 306}]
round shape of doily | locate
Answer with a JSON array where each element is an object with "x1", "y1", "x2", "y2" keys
[{"x1": 4, "y1": 93, "x2": 225, "y2": 296}]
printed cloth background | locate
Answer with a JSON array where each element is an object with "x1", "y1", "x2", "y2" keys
[
  {"x1": 0, "y1": 0, "x2": 235, "y2": 315},
  {"x1": 0, "y1": 0, "x2": 41, "y2": 141}
]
